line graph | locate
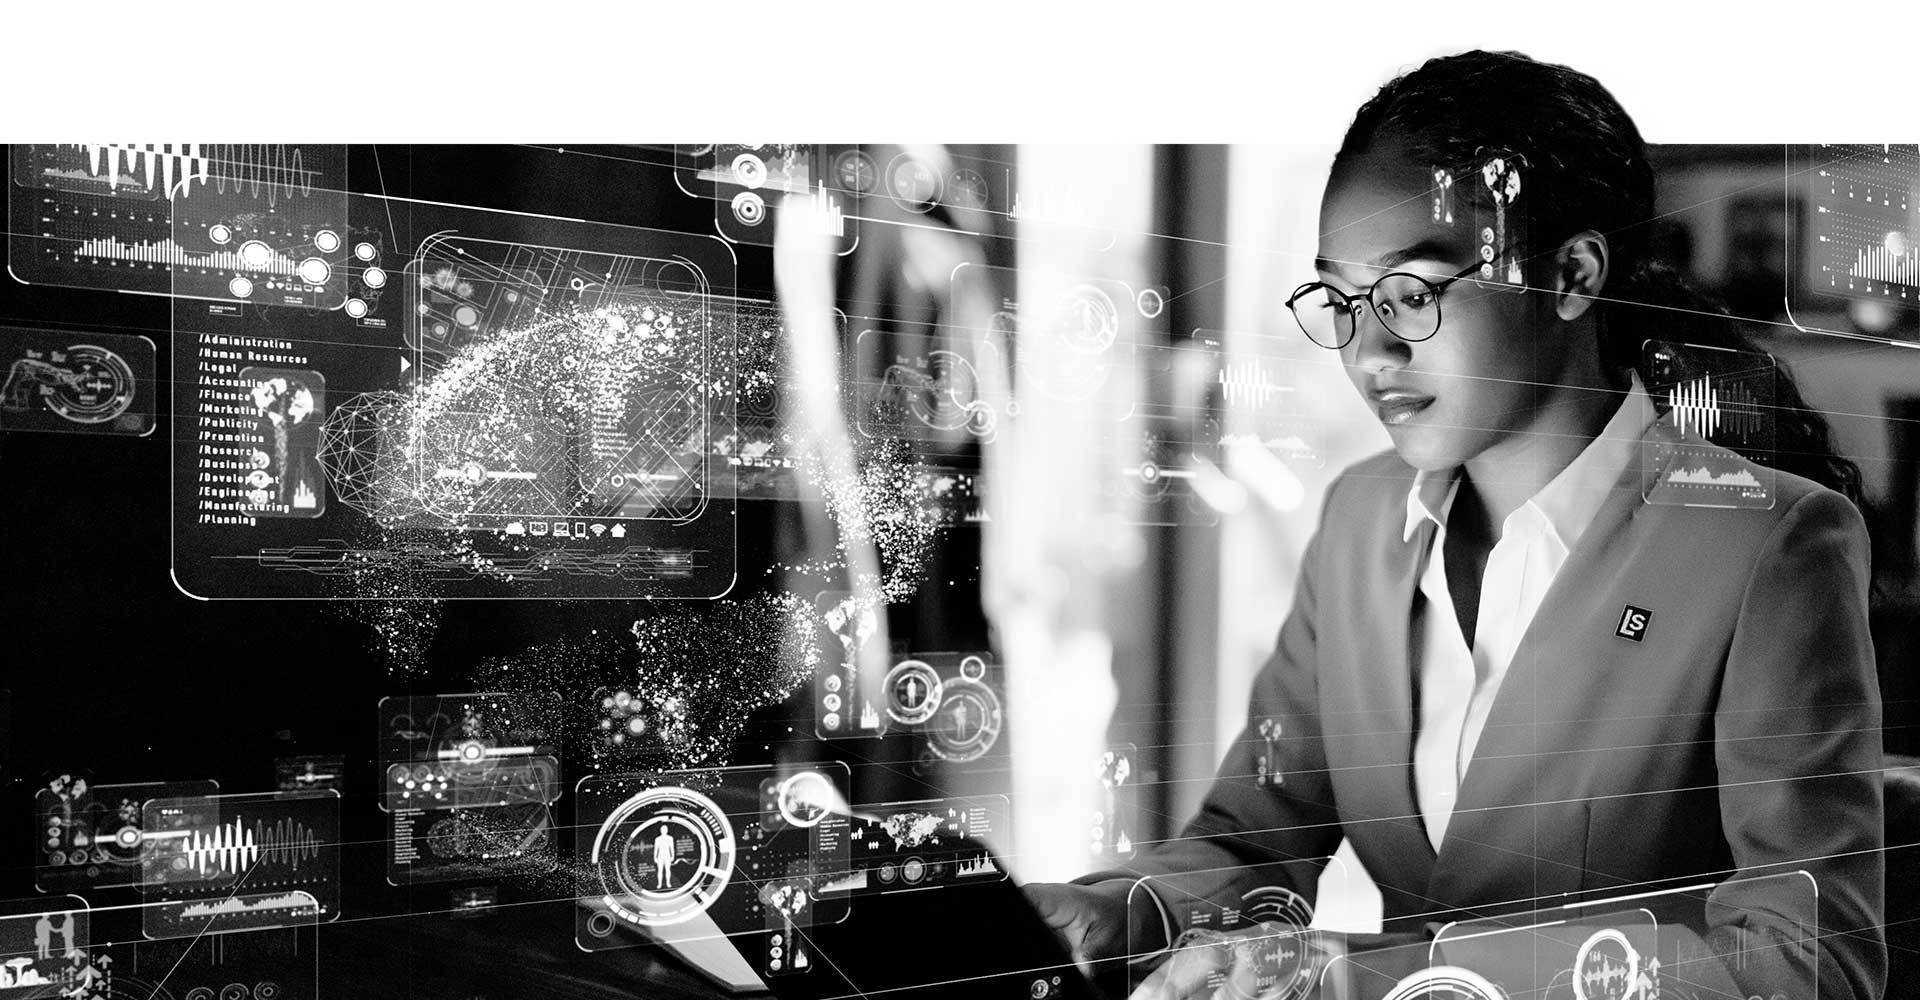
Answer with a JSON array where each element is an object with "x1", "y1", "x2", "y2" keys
[
  {"x1": 33, "y1": 144, "x2": 321, "y2": 206},
  {"x1": 1667, "y1": 464, "x2": 1763, "y2": 488},
  {"x1": 175, "y1": 890, "x2": 319, "y2": 920}
]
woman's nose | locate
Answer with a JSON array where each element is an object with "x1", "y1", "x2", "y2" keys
[{"x1": 1346, "y1": 301, "x2": 1411, "y2": 368}]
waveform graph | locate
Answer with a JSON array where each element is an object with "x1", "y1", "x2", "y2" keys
[
  {"x1": 1216, "y1": 357, "x2": 1285, "y2": 411},
  {"x1": 1663, "y1": 371, "x2": 1767, "y2": 442},
  {"x1": 18, "y1": 144, "x2": 324, "y2": 206},
  {"x1": 1643, "y1": 340, "x2": 1777, "y2": 510},
  {"x1": 7, "y1": 144, "x2": 348, "y2": 307},
  {"x1": 139, "y1": 791, "x2": 340, "y2": 941}
]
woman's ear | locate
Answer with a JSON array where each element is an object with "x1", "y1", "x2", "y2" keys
[{"x1": 1553, "y1": 229, "x2": 1610, "y2": 321}]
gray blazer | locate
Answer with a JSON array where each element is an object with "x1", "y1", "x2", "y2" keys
[{"x1": 1104, "y1": 422, "x2": 1886, "y2": 999}]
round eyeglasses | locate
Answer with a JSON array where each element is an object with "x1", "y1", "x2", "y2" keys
[{"x1": 1285, "y1": 263, "x2": 1482, "y2": 350}]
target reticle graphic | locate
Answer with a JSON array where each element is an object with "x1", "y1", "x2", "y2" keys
[
  {"x1": 1240, "y1": 885, "x2": 1313, "y2": 929},
  {"x1": 926, "y1": 676, "x2": 1003, "y2": 764},
  {"x1": 1053, "y1": 283, "x2": 1122, "y2": 355},
  {"x1": 833, "y1": 149, "x2": 879, "y2": 195},
  {"x1": 34, "y1": 343, "x2": 136, "y2": 423},
  {"x1": 947, "y1": 168, "x2": 990, "y2": 211},
  {"x1": 592, "y1": 785, "x2": 737, "y2": 929},
  {"x1": 885, "y1": 153, "x2": 943, "y2": 214},
  {"x1": 884, "y1": 660, "x2": 943, "y2": 726},
  {"x1": 904, "y1": 350, "x2": 994, "y2": 440},
  {"x1": 1238, "y1": 883, "x2": 1319, "y2": 998}
]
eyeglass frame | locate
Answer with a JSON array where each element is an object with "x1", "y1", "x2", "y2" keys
[{"x1": 1284, "y1": 262, "x2": 1486, "y2": 351}]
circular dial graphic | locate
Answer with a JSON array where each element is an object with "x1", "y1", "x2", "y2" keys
[
  {"x1": 775, "y1": 770, "x2": 836, "y2": 829},
  {"x1": 1382, "y1": 967, "x2": 1509, "y2": 1000},
  {"x1": 1052, "y1": 283, "x2": 1122, "y2": 354},
  {"x1": 834, "y1": 150, "x2": 878, "y2": 194},
  {"x1": 593, "y1": 786, "x2": 737, "y2": 928},
  {"x1": 40, "y1": 344, "x2": 136, "y2": 424},
  {"x1": 886, "y1": 154, "x2": 943, "y2": 214},
  {"x1": 947, "y1": 168, "x2": 989, "y2": 210},
  {"x1": 886, "y1": 349, "x2": 987, "y2": 435},
  {"x1": 884, "y1": 660, "x2": 943, "y2": 726},
  {"x1": 927, "y1": 677, "x2": 1003, "y2": 763},
  {"x1": 1572, "y1": 928, "x2": 1640, "y2": 1000}
]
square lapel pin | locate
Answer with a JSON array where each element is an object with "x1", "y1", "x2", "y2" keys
[{"x1": 1614, "y1": 604, "x2": 1651, "y2": 642}]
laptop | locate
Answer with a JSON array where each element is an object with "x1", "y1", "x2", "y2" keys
[{"x1": 602, "y1": 835, "x2": 1110, "y2": 1000}]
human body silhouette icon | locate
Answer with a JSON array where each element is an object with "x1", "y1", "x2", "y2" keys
[{"x1": 653, "y1": 828, "x2": 678, "y2": 890}]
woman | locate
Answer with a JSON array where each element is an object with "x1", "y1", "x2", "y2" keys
[{"x1": 1031, "y1": 50, "x2": 1884, "y2": 1000}]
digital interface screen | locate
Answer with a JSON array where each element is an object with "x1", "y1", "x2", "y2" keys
[
  {"x1": 0, "y1": 119, "x2": 1905, "y2": 1000},
  {"x1": 8, "y1": 144, "x2": 350, "y2": 304},
  {"x1": 1800, "y1": 144, "x2": 1919, "y2": 308},
  {"x1": 169, "y1": 193, "x2": 740, "y2": 600}
]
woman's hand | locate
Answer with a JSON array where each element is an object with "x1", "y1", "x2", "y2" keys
[
  {"x1": 1127, "y1": 924, "x2": 1323, "y2": 1000},
  {"x1": 1025, "y1": 880, "x2": 1161, "y2": 973}
]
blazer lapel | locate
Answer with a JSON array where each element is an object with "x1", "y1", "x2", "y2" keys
[
  {"x1": 1342, "y1": 513, "x2": 1440, "y2": 882},
  {"x1": 1426, "y1": 439, "x2": 1661, "y2": 907}
]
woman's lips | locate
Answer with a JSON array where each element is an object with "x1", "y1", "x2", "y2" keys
[{"x1": 1373, "y1": 391, "x2": 1435, "y2": 425}]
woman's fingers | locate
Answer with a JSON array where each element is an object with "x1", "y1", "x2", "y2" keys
[
  {"x1": 1024, "y1": 883, "x2": 1103, "y2": 969},
  {"x1": 1129, "y1": 931, "x2": 1230, "y2": 1000}
]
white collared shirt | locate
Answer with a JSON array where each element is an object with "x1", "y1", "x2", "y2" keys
[{"x1": 1406, "y1": 374, "x2": 1657, "y2": 852}]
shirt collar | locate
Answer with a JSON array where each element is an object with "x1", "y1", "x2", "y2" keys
[{"x1": 1401, "y1": 371, "x2": 1658, "y2": 545}]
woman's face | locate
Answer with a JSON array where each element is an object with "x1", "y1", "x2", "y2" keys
[{"x1": 1314, "y1": 144, "x2": 1568, "y2": 472}]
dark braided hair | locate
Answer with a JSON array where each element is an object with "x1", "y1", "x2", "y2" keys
[{"x1": 1333, "y1": 49, "x2": 1868, "y2": 513}]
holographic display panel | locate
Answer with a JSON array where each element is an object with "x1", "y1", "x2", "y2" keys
[{"x1": 169, "y1": 191, "x2": 740, "y2": 599}]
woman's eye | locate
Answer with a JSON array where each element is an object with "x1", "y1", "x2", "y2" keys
[{"x1": 1400, "y1": 291, "x2": 1434, "y2": 309}]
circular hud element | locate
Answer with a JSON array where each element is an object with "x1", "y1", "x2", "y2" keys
[
  {"x1": 884, "y1": 659, "x2": 943, "y2": 726},
  {"x1": 1572, "y1": 928, "x2": 1639, "y2": 1000},
  {"x1": 927, "y1": 677, "x2": 1002, "y2": 763},
  {"x1": 1382, "y1": 967, "x2": 1509, "y2": 1000},
  {"x1": 775, "y1": 770, "x2": 836, "y2": 829},
  {"x1": 43, "y1": 344, "x2": 136, "y2": 424},
  {"x1": 593, "y1": 785, "x2": 737, "y2": 928}
]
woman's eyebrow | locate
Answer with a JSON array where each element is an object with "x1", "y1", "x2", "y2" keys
[
  {"x1": 1371, "y1": 239, "x2": 1461, "y2": 270},
  {"x1": 1313, "y1": 239, "x2": 1462, "y2": 276}
]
